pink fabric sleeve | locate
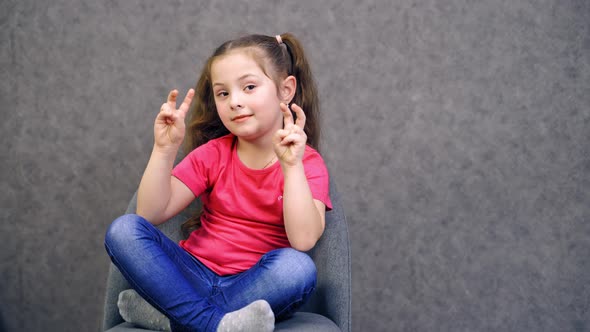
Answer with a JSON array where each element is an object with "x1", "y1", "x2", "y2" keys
[{"x1": 171, "y1": 142, "x2": 219, "y2": 198}]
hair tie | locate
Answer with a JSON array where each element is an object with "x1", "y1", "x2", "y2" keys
[{"x1": 275, "y1": 35, "x2": 283, "y2": 44}]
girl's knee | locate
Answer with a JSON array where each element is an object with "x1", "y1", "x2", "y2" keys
[
  {"x1": 263, "y1": 248, "x2": 317, "y2": 286},
  {"x1": 285, "y1": 248, "x2": 316, "y2": 277},
  {"x1": 104, "y1": 214, "x2": 149, "y2": 247},
  {"x1": 259, "y1": 249, "x2": 317, "y2": 320}
]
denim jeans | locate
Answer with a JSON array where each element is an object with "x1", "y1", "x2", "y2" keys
[{"x1": 104, "y1": 214, "x2": 317, "y2": 332}]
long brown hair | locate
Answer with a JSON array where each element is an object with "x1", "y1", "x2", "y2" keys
[{"x1": 181, "y1": 33, "x2": 321, "y2": 236}]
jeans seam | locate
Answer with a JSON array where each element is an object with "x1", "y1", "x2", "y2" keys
[
  {"x1": 175, "y1": 251, "x2": 213, "y2": 287},
  {"x1": 224, "y1": 257, "x2": 263, "y2": 286}
]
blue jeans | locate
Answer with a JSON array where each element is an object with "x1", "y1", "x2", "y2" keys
[{"x1": 104, "y1": 214, "x2": 317, "y2": 332}]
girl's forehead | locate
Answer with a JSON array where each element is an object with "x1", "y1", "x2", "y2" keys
[{"x1": 211, "y1": 50, "x2": 270, "y2": 82}]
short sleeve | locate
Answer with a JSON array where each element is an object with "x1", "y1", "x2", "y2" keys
[
  {"x1": 303, "y1": 147, "x2": 332, "y2": 210},
  {"x1": 171, "y1": 141, "x2": 220, "y2": 198}
]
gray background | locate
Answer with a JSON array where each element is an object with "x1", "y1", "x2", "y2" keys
[{"x1": 1, "y1": 0, "x2": 589, "y2": 331}]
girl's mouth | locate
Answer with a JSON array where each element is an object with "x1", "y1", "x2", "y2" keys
[{"x1": 232, "y1": 114, "x2": 253, "y2": 122}]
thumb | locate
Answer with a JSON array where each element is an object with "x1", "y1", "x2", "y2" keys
[{"x1": 273, "y1": 129, "x2": 288, "y2": 145}]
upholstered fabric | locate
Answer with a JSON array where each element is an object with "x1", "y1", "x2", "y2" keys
[
  {"x1": 102, "y1": 177, "x2": 351, "y2": 331},
  {"x1": 106, "y1": 312, "x2": 340, "y2": 332}
]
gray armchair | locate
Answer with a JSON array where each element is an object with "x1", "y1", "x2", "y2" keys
[{"x1": 102, "y1": 177, "x2": 351, "y2": 331}]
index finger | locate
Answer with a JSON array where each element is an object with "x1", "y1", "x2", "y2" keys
[
  {"x1": 291, "y1": 103, "x2": 306, "y2": 128},
  {"x1": 280, "y1": 102, "x2": 294, "y2": 126}
]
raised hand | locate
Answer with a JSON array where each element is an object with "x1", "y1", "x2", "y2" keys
[
  {"x1": 154, "y1": 89, "x2": 194, "y2": 150},
  {"x1": 273, "y1": 102, "x2": 307, "y2": 167}
]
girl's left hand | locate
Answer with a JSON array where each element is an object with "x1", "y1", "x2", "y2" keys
[{"x1": 273, "y1": 103, "x2": 307, "y2": 168}]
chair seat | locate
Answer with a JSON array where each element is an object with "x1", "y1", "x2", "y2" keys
[
  {"x1": 275, "y1": 312, "x2": 341, "y2": 331},
  {"x1": 105, "y1": 312, "x2": 340, "y2": 332}
]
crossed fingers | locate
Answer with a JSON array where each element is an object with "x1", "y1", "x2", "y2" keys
[
  {"x1": 280, "y1": 102, "x2": 306, "y2": 129},
  {"x1": 277, "y1": 102, "x2": 307, "y2": 150}
]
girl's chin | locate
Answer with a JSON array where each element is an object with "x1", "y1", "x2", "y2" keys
[
  {"x1": 230, "y1": 128, "x2": 260, "y2": 139},
  {"x1": 228, "y1": 121, "x2": 281, "y2": 142},
  {"x1": 232, "y1": 130, "x2": 274, "y2": 143}
]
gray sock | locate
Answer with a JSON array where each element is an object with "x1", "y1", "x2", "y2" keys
[
  {"x1": 217, "y1": 300, "x2": 275, "y2": 332},
  {"x1": 117, "y1": 289, "x2": 171, "y2": 331}
]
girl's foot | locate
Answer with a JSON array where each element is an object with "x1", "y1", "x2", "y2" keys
[
  {"x1": 217, "y1": 300, "x2": 275, "y2": 332},
  {"x1": 118, "y1": 289, "x2": 171, "y2": 331}
]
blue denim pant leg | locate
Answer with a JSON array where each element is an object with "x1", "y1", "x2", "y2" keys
[
  {"x1": 212, "y1": 248, "x2": 318, "y2": 321},
  {"x1": 104, "y1": 214, "x2": 224, "y2": 332}
]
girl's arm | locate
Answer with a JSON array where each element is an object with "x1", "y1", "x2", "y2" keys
[
  {"x1": 136, "y1": 148, "x2": 195, "y2": 225},
  {"x1": 282, "y1": 164, "x2": 326, "y2": 251},
  {"x1": 274, "y1": 103, "x2": 326, "y2": 251},
  {"x1": 136, "y1": 89, "x2": 196, "y2": 225}
]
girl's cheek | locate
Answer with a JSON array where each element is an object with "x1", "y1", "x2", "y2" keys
[{"x1": 214, "y1": 101, "x2": 225, "y2": 113}]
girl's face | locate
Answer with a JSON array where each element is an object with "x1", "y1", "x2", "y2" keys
[{"x1": 211, "y1": 50, "x2": 286, "y2": 144}]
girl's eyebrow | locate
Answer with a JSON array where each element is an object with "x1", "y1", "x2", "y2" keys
[{"x1": 213, "y1": 73, "x2": 259, "y2": 87}]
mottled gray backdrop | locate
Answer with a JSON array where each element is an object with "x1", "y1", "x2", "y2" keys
[{"x1": 1, "y1": 0, "x2": 589, "y2": 331}]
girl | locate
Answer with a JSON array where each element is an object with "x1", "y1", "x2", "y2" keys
[{"x1": 104, "y1": 33, "x2": 332, "y2": 332}]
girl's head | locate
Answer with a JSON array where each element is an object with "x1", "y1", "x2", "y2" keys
[{"x1": 183, "y1": 33, "x2": 320, "y2": 154}]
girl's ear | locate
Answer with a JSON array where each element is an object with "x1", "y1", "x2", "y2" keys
[{"x1": 279, "y1": 75, "x2": 297, "y2": 104}]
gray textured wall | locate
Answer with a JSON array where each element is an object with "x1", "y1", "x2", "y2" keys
[{"x1": 1, "y1": 0, "x2": 589, "y2": 331}]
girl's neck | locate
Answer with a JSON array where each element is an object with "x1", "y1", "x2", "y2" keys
[{"x1": 235, "y1": 136, "x2": 277, "y2": 170}]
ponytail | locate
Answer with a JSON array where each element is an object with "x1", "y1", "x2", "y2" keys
[{"x1": 278, "y1": 33, "x2": 321, "y2": 151}]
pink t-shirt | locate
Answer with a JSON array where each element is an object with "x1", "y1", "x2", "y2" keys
[{"x1": 171, "y1": 134, "x2": 332, "y2": 276}]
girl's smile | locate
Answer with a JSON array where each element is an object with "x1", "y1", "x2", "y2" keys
[{"x1": 231, "y1": 114, "x2": 253, "y2": 122}]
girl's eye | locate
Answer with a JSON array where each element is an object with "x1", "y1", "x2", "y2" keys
[
  {"x1": 245, "y1": 85, "x2": 256, "y2": 91},
  {"x1": 217, "y1": 91, "x2": 228, "y2": 97}
]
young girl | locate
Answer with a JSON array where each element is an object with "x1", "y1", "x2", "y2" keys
[{"x1": 104, "y1": 33, "x2": 332, "y2": 332}]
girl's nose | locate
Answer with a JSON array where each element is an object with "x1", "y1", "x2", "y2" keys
[
  {"x1": 230, "y1": 95, "x2": 243, "y2": 110},
  {"x1": 230, "y1": 103, "x2": 243, "y2": 110}
]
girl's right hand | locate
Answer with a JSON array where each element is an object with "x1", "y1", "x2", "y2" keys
[{"x1": 154, "y1": 89, "x2": 195, "y2": 150}]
